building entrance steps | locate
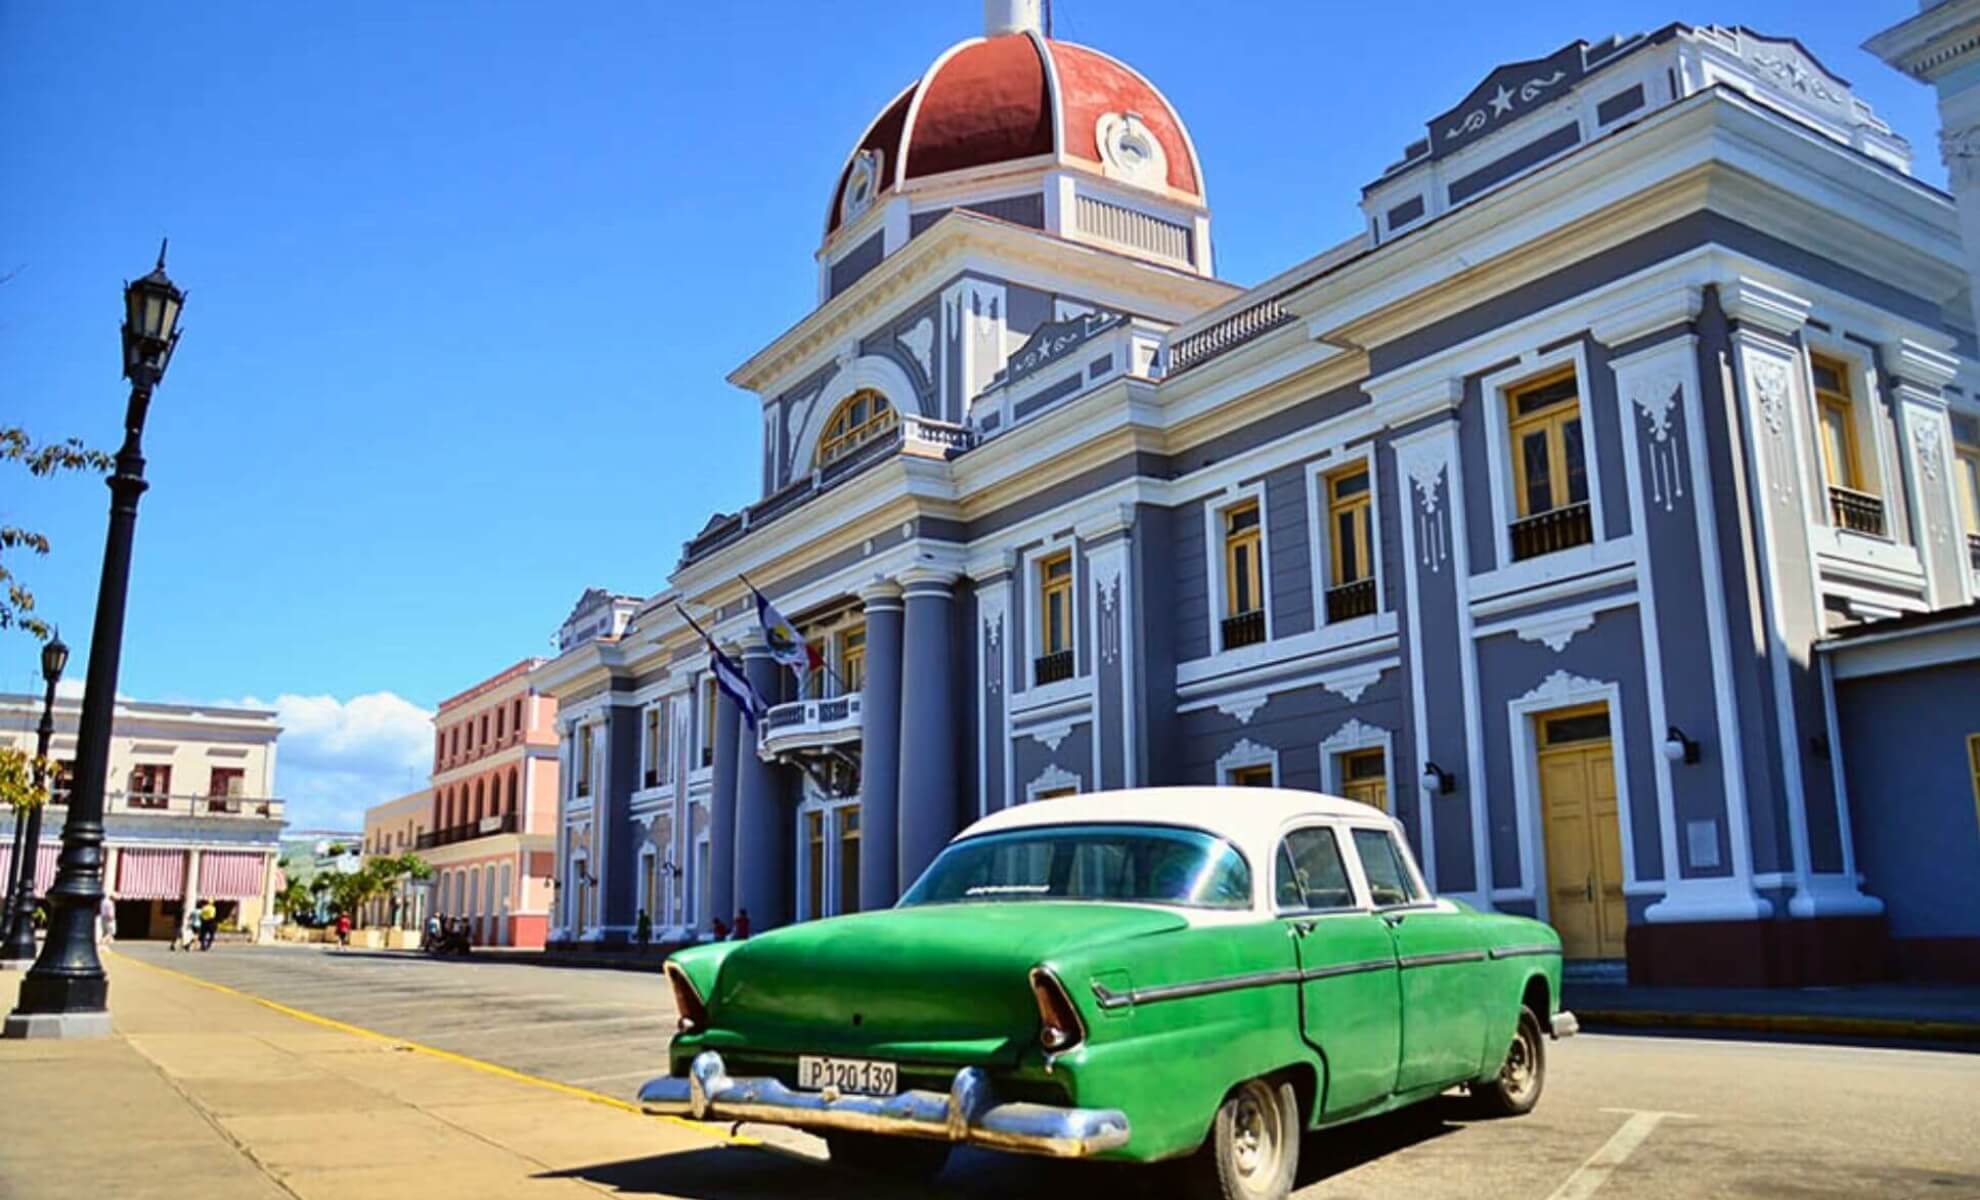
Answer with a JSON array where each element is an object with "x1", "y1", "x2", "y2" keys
[
  {"x1": 1566, "y1": 979, "x2": 1980, "y2": 1044},
  {"x1": 0, "y1": 953, "x2": 747, "y2": 1199}
]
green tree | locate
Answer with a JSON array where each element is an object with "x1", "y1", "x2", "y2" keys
[
  {"x1": 0, "y1": 746, "x2": 50, "y2": 813},
  {"x1": 2, "y1": 426, "x2": 112, "y2": 641},
  {"x1": 274, "y1": 875, "x2": 314, "y2": 923}
]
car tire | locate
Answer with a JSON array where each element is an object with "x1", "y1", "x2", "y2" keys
[
  {"x1": 1180, "y1": 1076, "x2": 1301, "y2": 1200},
  {"x1": 824, "y1": 1131, "x2": 951, "y2": 1183},
  {"x1": 1470, "y1": 1004, "x2": 1546, "y2": 1117}
]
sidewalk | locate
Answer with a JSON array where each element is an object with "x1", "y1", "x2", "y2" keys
[
  {"x1": 1564, "y1": 980, "x2": 1980, "y2": 1044},
  {"x1": 0, "y1": 954, "x2": 759, "y2": 1199}
]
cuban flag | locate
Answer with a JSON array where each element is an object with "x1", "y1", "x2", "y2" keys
[
  {"x1": 747, "y1": 579, "x2": 811, "y2": 689},
  {"x1": 674, "y1": 603, "x2": 767, "y2": 729}
]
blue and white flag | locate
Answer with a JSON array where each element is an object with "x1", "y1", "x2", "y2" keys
[
  {"x1": 746, "y1": 577, "x2": 811, "y2": 690},
  {"x1": 675, "y1": 603, "x2": 767, "y2": 730}
]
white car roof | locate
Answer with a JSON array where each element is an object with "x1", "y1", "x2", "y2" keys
[{"x1": 957, "y1": 786, "x2": 1397, "y2": 866}]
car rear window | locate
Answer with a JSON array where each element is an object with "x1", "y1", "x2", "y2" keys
[
  {"x1": 1352, "y1": 827, "x2": 1427, "y2": 907},
  {"x1": 900, "y1": 823, "x2": 1254, "y2": 910},
  {"x1": 1275, "y1": 826, "x2": 1355, "y2": 910}
]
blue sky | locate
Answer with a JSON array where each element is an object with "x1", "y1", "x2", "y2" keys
[{"x1": 1, "y1": 2, "x2": 1941, "y2": 826}]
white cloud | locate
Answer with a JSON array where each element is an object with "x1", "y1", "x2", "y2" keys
[{"x1": 232, "y1": 692, "x2": 434, "y2": 832}]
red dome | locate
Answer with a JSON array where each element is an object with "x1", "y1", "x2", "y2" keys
[{"x1": 826, "y1": 33, "x2": 1202, "y2": 236}]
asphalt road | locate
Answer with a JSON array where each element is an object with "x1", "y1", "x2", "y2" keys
[{"x1": 118, "y1": 942, "x2": 1980, "y2": 1199}]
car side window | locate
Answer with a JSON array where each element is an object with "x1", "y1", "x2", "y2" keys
[
  {"x1": 1351, "y1": 827, "x2": 1427, "y2": 908},
  {"x1": 1274, "y1": 826, "x2": 1356, "y2": 911}
]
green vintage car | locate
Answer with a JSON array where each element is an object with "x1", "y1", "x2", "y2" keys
[{"x1": 642, "y1": 788, "x2": 1575, "y2": 1198}]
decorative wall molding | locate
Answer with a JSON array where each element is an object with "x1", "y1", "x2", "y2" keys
[
  {"x1": 1025, "y1": 763, "x2": 1081, "y2": 801},
  {"x1": 1026, "y1": 720, "x2": 1074, "y2": 752},
  {"x1": 1516, "y1": 668, "x2": 1610, "y2": 706},
  {"x1": 1319, "y1": 660, "x2": 1388, "y2": 703},
  {"x1": 1214, "y1": 689, "x2": 1271, "y2": 725},
  {"x1": 897, "y1": 315, "x2": 935, "y2": 381},
  {"x1": 1215, "y1": 737, "x2": 1278, "y2": 781},
  {"x1": 1395, "y1": 440, "x2": 1450, "y2": 572},
  {"x1": 1320, "y1": 717, "x2": 1391, "y2": 754},
  {"x1": 1748, "y1": 355, "x2": 1798, "y2": 506},
  {"x1": 1632, "y1": 370, "x2": 1688, "y2": 514},
  {"x1": 1514, "y1": 609, "x2": 1597, "y2": 653}
]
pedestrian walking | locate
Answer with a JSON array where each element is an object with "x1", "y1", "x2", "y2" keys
[
  {"x1": 734, "y1": 908, "x2": 751, "y2": 940},
  {"x1": 97, "y1": 894, "x2": 117, "y2": 946},
  {"x1": 335, "y1": 911, "x2": 351, "y2": 951},
  {"x1": 636, "y1": 908, "x2": 651, "y2": 953},
  {"x1": 173, "y1": 904, "x2": 198, "y2": 952},
  {"x1": 197, "y1": 899, "x2": 218, "y2": 951}
]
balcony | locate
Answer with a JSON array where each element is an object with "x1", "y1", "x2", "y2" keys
[
  {"x1": 415, "y1": 810, "x2": 519, "y2": 850},
  {"x1": 1170, "y1": 295, "x2": 1297, "y2": 375},
  {"x1": 1033, "y1": 650, "x2": 1075, "y2": 685},
  {"x1": 106, "y1": 792, "x2": 283, "y2": 820},
  {"x1": 1508, "y1": 501, "x2": 1594, "y2": 562},
  {"x1": 1221, "y1": 609, "x2": 1267, "y2": 650},
  {"x1": 759, "y1": 693, "x2": 863, "y2": 759},
  {"x1": 1324, "y1": 578, "x2": 1378, "y2": 624},
  {"x1": 1829, "y1": 486, "x2": 1887, "y2": 538}
]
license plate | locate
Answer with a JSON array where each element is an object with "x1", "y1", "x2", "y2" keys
[{"x1": 797, "y1": 1055, "x2": 898, "y2": 1097}]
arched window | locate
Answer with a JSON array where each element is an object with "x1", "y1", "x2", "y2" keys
[{"x1": 816, "y1": 389, "x2": 896, "y2": 466}]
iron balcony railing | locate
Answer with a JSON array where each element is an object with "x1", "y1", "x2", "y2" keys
[
  {"x1": 1828, "y1": 485, "x2": 1887, "y2": 538},
  {"x1": 758, "y1": 693, "x2": 864, "y2": 758},
  {"x1": 1508, "y1": 501, "x2": 1594, "y2": 562},
  {"x1": 104, "y1": 791, "x2": 282, "y2": 819},
  {"x1": 1033, "y1": 649, "x2": 1075, "y2": 685},
  {"x1": 1221, "y1": 609, "x2": 1267, "y2": 650},
  {"x1": 415, "y1": 810, "x2": 519, "y2": 850},
  {"x1": 1324, "y1": 578, "x2": 1378, "y2": 623}
]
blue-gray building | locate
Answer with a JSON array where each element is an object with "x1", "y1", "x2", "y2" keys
[{"x1": 534, "y1": 13, "x2": 1980, "y2": 984}]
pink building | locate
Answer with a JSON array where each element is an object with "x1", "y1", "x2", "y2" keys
[{"x1": 423, "y1": 660, "x2": 560, "y2": 947}]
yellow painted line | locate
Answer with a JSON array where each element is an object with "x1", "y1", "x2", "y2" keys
[{"x1": 109, "y1": 950, "x2": 757, "y2": 1146}]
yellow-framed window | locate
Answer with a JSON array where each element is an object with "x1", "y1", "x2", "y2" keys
[
  {"x1": 1812, "y1": 355, "x2": 1866, "y2": 493},
  {"x1": 1507, "y1": 369, "x2": 1588, "y2": 517},
  {"x1": 1040, "y1": 552, "x2": 1074, "y2": 656},
  {"x1": 576, "y1": 724, "x2": 594, "y2": 796},
  {"x1": 1339, "y1": 747, "x2": 1388, "y2": 812},
  {"x1": 1224, "y1": 501, "x2": 1263, "y2": 617},
  {"x1": 1229, "y1": 763, "x2": 1275, "y2": 788},
  {"x1": 1326, "y1": 466, "x2": 1372, "y2": 587},
  {"x1": 816, "y1": 389, "x2": 897, "y2": 466},
  {"x1": 838, "y1": 624, "x2": 866, "y2": 694},
  {"x1": 1953, "y1": 426, "x2": 1980, "y2": 536},
  {"x1": 700, "y1": 677, "x2": 717, "y2": 763}
]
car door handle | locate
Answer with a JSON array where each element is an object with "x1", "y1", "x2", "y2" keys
[
  {"x1": 1380, "y1": 912, "x2": 1406, "y2": 928},
  {"x1": 1289, "y1": 920, "x2": 1317, "y2": 937}
]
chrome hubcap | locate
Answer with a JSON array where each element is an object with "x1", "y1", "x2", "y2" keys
[
  {"x1": 1230, "y1": 1081, "x2": 1280, "y2": 1182},
  {"x1": 1502, "y1": 1024, "x2": 1538, "y2": 1099}
]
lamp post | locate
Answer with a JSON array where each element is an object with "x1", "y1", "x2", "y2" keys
[
  {"x1": 4, "y1": 244, "x2": 181, "y2": 1039},
  {"x1": 1, "y1": 635, "x2": 69, "y2": 966}
]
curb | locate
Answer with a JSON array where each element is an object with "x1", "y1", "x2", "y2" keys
[{"x1": 1576, "y1": 1008, "x2": 1980, "y2": 1044}]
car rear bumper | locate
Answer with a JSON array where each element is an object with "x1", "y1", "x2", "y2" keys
[
  {"x1": 639, "y1": 1050, "x2": 1131, "y2": 1159},
  {"x1": 1552, "y1": 1011, "x2": 1580, "y2": 1038}
]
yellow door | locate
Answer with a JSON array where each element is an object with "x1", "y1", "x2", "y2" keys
[
  {"x1": 1537, "y1": 705, "x2": 1627, "y2": 960},
  {"x1": 1340, "y1": 748, "x2": 1388, "y2": 812}
]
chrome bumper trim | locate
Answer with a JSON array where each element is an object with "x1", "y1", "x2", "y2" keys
[
  {"x1": 1552, "y1": 1011, "x2": 1580, "y2": 1038},
  {"x1": 639, "y1": 1051, "x2": 1131, "y2": 1159}
]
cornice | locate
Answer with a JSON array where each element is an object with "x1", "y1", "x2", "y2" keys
[
  {"x1": 1719, "y1": 275, "x2": 1813, "y2": 336},
  {"x1": 1864, "y1": 1, "x2": 1980, "y2": 82},
  {"x1": 733, "y1": 213, "x2": 1235, "y2": 397},
  {"x1": 1882, "y1": 337, "x2": 1961, "y2": 391},
  {"x1": 1587, "y1": 285, "x2": 1704, "y2": 345}
]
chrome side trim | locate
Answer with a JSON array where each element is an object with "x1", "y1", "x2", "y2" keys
[
  {"x1": 1551, "y1": 1011, "x2": 1580, "y2": 1038},
  {"x1": 1396, "y1": 949, "x2": 1489, "y2": 969},
  {"x1": 1092, "y1": 967, "x2": 1301, "y2": 1010},
  {"x1": 1488, "y1": 944, "x2": 1563, "y2": 960},
  {"x1": 1300, "y1": 957, "x2": 1397, "y2": 982},
  {"x1": 640, "y1": 1052, "x2": 1131, "y2": 1159}
]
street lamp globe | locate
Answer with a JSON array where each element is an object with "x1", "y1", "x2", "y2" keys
[
  {"x1": 121, "y1": 240, "x2": 184, "y2": 384},
  {"x1": 39, "y1": 634, "x2": 68, "y2": 685}
]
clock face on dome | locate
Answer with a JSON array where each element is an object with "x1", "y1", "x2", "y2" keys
[
  {"x1": 1096, "y1": 111, "x2": 1167, "y2": 187},
  {"x1": 841, "y1": 149, "x2": 883, "y2": 224}
]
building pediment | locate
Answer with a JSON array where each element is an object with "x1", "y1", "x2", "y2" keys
[{"x1": 1429, "y1": 39, "x2": 1603, "y2": 158}]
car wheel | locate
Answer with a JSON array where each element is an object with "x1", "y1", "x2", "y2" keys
[
  {"x1": 1470, "y1": 1004, "x2": 1546, "y2": 1117},
  {"x1": 824, "y1": 1131, "x2": 951, "y2": 1182},
  {"x1": 1181, "y1": 1076, "x2": 1301, "y2": 1200}
]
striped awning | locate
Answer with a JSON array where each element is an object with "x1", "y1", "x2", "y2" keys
[
  {"x1": 0, "y1": 844, "x2": 60, "y2": 893},
  {"x1": 116, "y1": 848, "x2": 187, "y2": 900},
  {"x1": 199, "y1": 850, "x2": 266, "y2": 900}
]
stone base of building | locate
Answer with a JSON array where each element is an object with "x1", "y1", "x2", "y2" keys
[
  {"x1": 1627, "y1": 915, "x2": 1892, "y2": 987},
  {"x1": 1891, "y1": 937, "x2": 1980, "y2": 983}
]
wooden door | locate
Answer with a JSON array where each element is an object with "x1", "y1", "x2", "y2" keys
[
  {"x1": 1538, "y1": 705, "x2": 1627, "y2": 960},
  {"x1": 1340, "y1": 748, "x2": 1388, "y2": 812}
]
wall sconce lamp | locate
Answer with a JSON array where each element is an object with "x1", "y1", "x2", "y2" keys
[
  {"x1": 1419, "y1": 762, "x2": 1454, "y2": 795},
  {"x1": 1662, "y1": 726, "x2": 1700, "y2": 765}
]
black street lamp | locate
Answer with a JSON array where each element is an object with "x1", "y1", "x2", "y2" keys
[
  {"x1": 1, "y1": 634, "x2": 69, "y2": 966},
  {"x1": 4, "y1": 244, "x2": 182, "y2": 1038}
]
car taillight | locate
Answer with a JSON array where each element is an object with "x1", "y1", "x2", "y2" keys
[
  {"x1": 1030, "y1": 967, "x2": 1086, "y2": 1054},
  {"x1": 667, "y1": 963, "x2": 708, "y2": 1033}
]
